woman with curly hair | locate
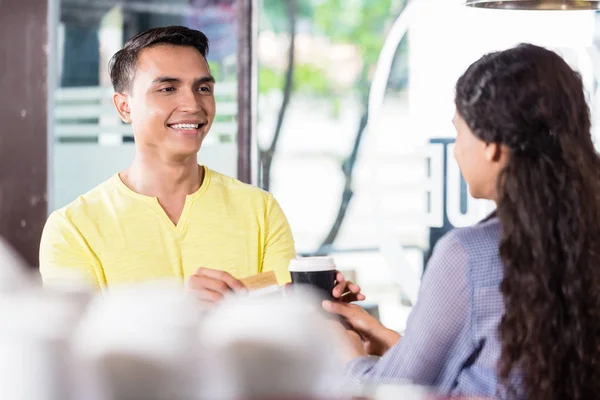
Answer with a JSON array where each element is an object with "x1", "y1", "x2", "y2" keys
[{"x1": 324, "y1": 43, "x2": 600, "y2": 399}]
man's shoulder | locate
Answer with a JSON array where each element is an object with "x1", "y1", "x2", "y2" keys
[
  {"x1": 206, "y1": 168, "x2": 272, "y2": 201},
  {"x1": 52, "y1": 176, "x2": 121, "y2": 222}
]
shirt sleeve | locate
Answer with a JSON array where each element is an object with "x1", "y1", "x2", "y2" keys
[
  {"x1": 347, "y1": 230, "x2": 470, "y2": 386},
  {"x1": 260, "y1": 193, "x2": 296, "y2": 285},
  {"x1": 39, "y1": 211, "x2": 102, "y2": 290}
]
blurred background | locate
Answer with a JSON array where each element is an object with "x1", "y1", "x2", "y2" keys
[{"x1": 4, "y1": 0, "x2": 600, "y2": 332}]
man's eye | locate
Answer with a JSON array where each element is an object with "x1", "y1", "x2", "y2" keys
[
  {"x1": 198, "y1": 86, "x2": 212, "y2": 93},
  {"x1": 159, "y1": 87, "x2": 175, "y2": 92}
]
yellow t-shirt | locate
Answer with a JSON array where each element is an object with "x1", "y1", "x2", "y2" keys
[{"x1": 39, "y1": 167, "x2": 296, "y2": 290}]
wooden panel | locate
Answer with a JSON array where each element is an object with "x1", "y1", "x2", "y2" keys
[
  {"x1": 0, "y1": 0, "x2": 48, "y2": 267},
  {"x1": 236, "y1": 0, "x2": 256, "y2": 184}
]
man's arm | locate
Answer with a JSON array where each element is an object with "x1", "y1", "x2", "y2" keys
[
  {"x1": 187, "y1": 193, "x2": 293, "y2": 301},
  {"x1": 39, "y1": 211, "x2": 101, "y2": 289},
  {"x1": 261, "y1": 193, "x2": 296, "y2": 285}
]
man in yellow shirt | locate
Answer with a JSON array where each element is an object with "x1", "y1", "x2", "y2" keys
[{"x1": 39, "y1": 26, "x2": 297, "y2": 300}]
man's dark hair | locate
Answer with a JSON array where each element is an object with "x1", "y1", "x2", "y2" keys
[{"x1": 108, "y1": 26, "x2": 210, "y2": 93}]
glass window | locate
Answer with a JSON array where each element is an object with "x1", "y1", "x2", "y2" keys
[{"x1": 258, "y1": 0, "x2": 600, "y2": 330}]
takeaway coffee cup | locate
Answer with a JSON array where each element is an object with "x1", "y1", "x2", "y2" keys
[{"x1": 288, "y1": 257, "x2": 337, "y2": 299}]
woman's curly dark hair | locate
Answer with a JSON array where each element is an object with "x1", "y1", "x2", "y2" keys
[{"x1": 455, "y1": 43, "x2": 600, "y2": 399}]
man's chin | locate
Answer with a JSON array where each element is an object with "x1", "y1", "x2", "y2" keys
[
  {"x1": 166, "y1": 144, "x2": 202, "y2": 162},
  {"x1": 175, "y1": 135, "x2": 205, "y2": 150}
]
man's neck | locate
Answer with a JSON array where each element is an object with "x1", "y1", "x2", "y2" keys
[{"x1": 122, "y1": 155, "x2": 203, "y2": 199}]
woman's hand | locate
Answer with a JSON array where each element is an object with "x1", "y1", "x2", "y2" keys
[
  {"x1": 323, "y1": 300, "x2": 400, "y2": 357},
  {"x1": 330, "y1": 323, "x2": 368, "y2": 362},
  {"x1": 331, "y1": 271, "x2": 366, "y2": 302}
]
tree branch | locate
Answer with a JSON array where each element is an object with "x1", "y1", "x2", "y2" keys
[
  {"x1": 259, "y1": 0, "x2": 297, "y2": 191},
  {"x1": 316, "y1": 85, "x2": 370, "y2": 254}
]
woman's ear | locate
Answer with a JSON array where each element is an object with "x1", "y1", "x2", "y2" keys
[{"x1": 484, "y1": 142, "x2": 504, "y2": 163}]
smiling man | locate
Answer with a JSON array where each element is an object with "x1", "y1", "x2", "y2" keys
[{"x1": 39, "y1": 26, "x2": 297, "y2": 300}]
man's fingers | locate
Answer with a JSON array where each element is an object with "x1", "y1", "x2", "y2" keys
[
  {"x1": 187, "y1": 276, "x2": 225, "y2": 303},
  {"x1": 192, "y1": 275, "x2": 233, "y2": 295},
  {"x1": 197, "y1": 289, "x2": 224, "y2": 303},
  {"x1": 187, "y1": 268, "x2": 248, "y2": 305},
  {"x1": 194, "y1": 267, "x2": 246, "y2": 291}
]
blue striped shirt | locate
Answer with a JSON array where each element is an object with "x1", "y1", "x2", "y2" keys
[{"x1": 348, "y1": 216, "x2": 517, "y2": 398}]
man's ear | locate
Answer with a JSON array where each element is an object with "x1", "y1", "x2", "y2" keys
[{"x1": 113, "y1": 92, "x2": 131, "y2": 123}]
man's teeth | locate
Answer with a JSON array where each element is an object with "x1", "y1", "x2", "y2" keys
[{"x1": 170, "y1": 123, "x2": 199, "y2": 130}]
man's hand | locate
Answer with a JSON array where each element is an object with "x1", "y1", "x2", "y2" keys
[
  {"x1": 332, "y1": 271, "x2": 366, "y2": 302},
  {"x1": 187, "y1": 267, "x2": 247, "y2": 303},
  {"x1": 323, "y1": 300, "x2": 400, "y2": 357}
]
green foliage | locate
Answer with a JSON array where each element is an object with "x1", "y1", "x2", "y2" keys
[
  {"x1": 260, "y1": 0, "x2": 315, "y2": 33},
  {"x1": 258, "y1": 0, "x2": 408, "y2": 115},
  {"x1": 313, "y1": 0, "x2": 399, "y2": 73},
  {"x1": 259, "y1": 66, "x2": 284, "y2": 94},
  {"x1": 208, "y1": 61, "x2": 222, "y2": 80},
  {"x1": 258, "y1": 63, "x2": 331, "y2": 96},
  {"x1": 292, "y1": 63, "x2": 329, "y2": 94}
]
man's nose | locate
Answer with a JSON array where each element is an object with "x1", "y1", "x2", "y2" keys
[{"x1": 179, "y1": 89, "x2": 203, "y2": 113}]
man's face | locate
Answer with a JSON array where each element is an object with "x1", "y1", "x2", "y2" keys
[{"x1": 115, "y1": 44, "x2": 216, "y2": 161}]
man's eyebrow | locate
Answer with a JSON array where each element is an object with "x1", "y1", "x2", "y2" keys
[
  {"x1": 151, "y1": 76, "x2": 181, "y2": 85},
  {"x1": 151, "y1": 76, "x2": 215, "y2": 85},
  {"x1": 196, "y1": 76, "x2": 216, "y2": 84}
]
